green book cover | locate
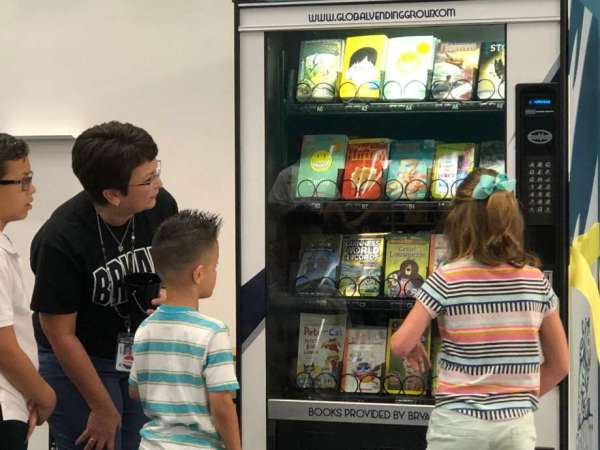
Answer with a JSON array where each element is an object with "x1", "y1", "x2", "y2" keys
[
  {"x1": 431, "y1": 143, "x2": 476, "y2": 199},
  {"x1": 384, "y1": 234, "x2": 429, "y2": 298},
  {"x1": 296, "y1": 135, "x2": 348, "y2": 199},
  {"x1": 386, "y1": 140, "x2": 435, "y2": 201},
  {"x1": 295, "y1": 234, "x2": 342, "y2": 295},
  {"x1": 338, "y1": 233, "x2": 386, "y2": 297},
  {"x1": 297, "y1": 39, "x2": 344, "y2": 102},
  {"x1": 384, "y1": 319, "x2": 431, "y2": 395},
  {"x1": 477, "y1": 42, "x2": 505, "y2": 100}
]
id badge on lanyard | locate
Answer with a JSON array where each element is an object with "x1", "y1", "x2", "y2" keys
[{"x1": 116, "y1": 319, "x2": 134, "y2": 372}]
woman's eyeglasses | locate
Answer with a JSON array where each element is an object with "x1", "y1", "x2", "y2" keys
[
  {"x1": 0, "y1": 172, "x2": 33, "y2": 191},
  {"x1": 129, "y1": 161, "x2": 161, "y2": 187}
]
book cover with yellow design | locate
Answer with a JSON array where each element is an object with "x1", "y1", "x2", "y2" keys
[
  {"x1": 383, "y1": 36, "x2": 439, "y2": 100},
  {"x1": 384, "y1": 234, "x2": 429, "y2": 298},
  {"x1": 340, "y1": 35, "x2": 388, "y2": 100},
  {"x1": 296, "y1": 135, "x2": 348, "y2": 198}
]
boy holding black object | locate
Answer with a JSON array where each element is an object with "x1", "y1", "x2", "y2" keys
[
  {"x1": 129, "y1": 210, "x2": 241, "y2": 450},
  {"x1": 0, "y1": 134, "x2": 56, "y2": 449},
  {"x1": 30, "y1": 122, "x2": 177, "y2": 450}
]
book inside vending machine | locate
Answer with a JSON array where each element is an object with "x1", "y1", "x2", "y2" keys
[{"x1": 235, "y1": 1, "x2": 569, "y2": 449}]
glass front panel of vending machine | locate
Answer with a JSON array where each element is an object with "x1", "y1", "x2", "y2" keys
[{"x1": 264, "y1": 24, "x2": 507, "y2": 449}]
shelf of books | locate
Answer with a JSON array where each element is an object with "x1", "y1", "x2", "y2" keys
[{"x1": 264, "y1": 23, "x2": 506, "y2": 417}]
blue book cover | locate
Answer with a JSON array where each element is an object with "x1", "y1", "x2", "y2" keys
[
  {"x1": 386, "y1": 140, "x2": 435, "y2": 200},
  {"x1": 296, "y1": 234, "x2": 342, "y2": 295}
]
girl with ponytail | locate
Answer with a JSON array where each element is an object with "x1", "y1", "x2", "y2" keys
[{"x1": 390, "y1": 169, "x2": 568, "y2": 450}]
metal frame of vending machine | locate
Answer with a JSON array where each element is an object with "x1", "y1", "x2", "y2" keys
[{"x1": 234, "y1": 1, "x2": 569, "y2": 449}]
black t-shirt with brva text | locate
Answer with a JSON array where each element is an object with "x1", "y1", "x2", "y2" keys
[{"x1": 30, "y1": 189, "x2": 178, "y2": 360}]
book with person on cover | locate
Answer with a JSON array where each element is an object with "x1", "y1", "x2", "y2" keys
[
  {"x1": 428, "y1": 234, "x2": 449, "y2": 275},
  {"x1": 338, "y1": 233, "x2": 386, "y2": 297},
  {"x1": 340, "y1": 326, "x2": 387, "y2": 393},
  {"x1": 383, "y1": 36, "x2": 439, "y2": 100},
  {"x1": 477, "y1": 42, "x2": 505, "y2": 100},
  {"x1": 296, "y1": 39, "x2": 344, "y2": 102},
  {"x1": 384, "y1": 319, "x2": 431, "y2": 395},
  {"x1": 295, "y1": 234, "x2": 342, "y2": 295},
  {"x1": 478, "y1": 141, "x2": 506, "y2": 174},
  {"x1": 431, "y1": 42, "x2": 481, "y2": 101},
  {"x1": 341, "y1": 138, "x2": 390, "y2": 200},
  {"x1": 296, "y1": 135, "x2": 348, "y2": 199},
  {"x1": 296, "y1": 313, "x2": 347, "y2": 389},
  {"x1": 431, "y1": 143, "x2": 476, "y2": 199},
  {"x1": 340, "y1": 35, "x2": 388, "y2": 100},
  {"x1": 384, "y1": 234, "x2": 430, "y2": 298},
  {"x1": 386, "y1": 140, "x2": 435, "y2": 200}
]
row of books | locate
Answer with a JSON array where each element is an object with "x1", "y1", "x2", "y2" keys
[
  {"x1": 296, "y1": 233, "x2": 448, "y2": 298},
  {"x1": 297, "y1": 313, "x2": 442, "y2": 395},
  {"x1": 297, "y1": 36, "x2": 505, "y2": 102},
  {"x1": 295, "y1": 135, "x2": 505, "y2": 201}
]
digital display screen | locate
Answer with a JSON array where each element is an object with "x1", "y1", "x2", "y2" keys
[{"x1": 528, "y1": 98, "x2": 553, "y2": 106}]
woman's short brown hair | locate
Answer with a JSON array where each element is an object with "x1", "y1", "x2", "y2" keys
[{"x1": 444, "y1": 168, "x2": 540, "y2": 267}]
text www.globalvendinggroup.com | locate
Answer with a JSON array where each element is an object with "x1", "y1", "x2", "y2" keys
[{"x1": 307, "y1": 8, "x2": 456, "y2": 24}]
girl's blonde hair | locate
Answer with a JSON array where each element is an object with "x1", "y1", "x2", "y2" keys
[{"x1": 444, "y1": 168, "x2": 540, "y2": 267}]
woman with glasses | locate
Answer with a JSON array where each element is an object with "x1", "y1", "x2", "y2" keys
[{"x1": 30, "y1": 121, "x2": 178, "y2": 450}]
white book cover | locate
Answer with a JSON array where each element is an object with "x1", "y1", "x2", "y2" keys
[
  {"x1": 296, "y1": 313, "x2": 347, "y2": 389},
  {"x1": 383, "y1": 36, "x2": 438, "y2": 101},
  {"x1": 341, "y1": 327, "x2": 387, "y2": 393}
]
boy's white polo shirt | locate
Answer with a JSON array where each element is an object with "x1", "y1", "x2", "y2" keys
[{"x1": 0, "y1": 232, "x2": 38, "y2": 422}]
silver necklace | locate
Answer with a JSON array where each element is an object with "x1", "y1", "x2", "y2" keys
[{"x1": 101, "y1": 216, "x2": 134, "y2": 253}]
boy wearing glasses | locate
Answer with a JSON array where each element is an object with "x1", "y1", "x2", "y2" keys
[
  {"x1": 0, "y1": 134, "x2": 56, "y2": 449},
  {"x1": 30, "y1": 122, "x2": 178, "y2": 450}
]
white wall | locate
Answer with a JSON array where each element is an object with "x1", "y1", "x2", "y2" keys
[{"x1": 0, "y1": 2, "x2": 235, "y2": 448}]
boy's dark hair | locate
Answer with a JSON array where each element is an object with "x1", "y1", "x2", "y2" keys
[
  {"x1": 151, "y1": 210, "x2": 222, "y2": 282},
  {"x1": 0, "y1": 134, "x2": 29, "y2": 178},
  {"x1": 72, "y1": 121, "x2": 158, "y2": 205}
]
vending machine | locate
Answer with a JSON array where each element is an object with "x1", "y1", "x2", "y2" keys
[{"x1": 234, "y1": 1, "x2": 572, "y2": 449}]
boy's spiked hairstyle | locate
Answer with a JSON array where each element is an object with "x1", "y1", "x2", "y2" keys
[
  {"x1": 444, "y1": 168, "x2": 540, "y2": 268},
  {"x1": 151, "y1": 210, "x2": 222, "y2": 282},
  {"x1": 0, "y1": 134, "x2": 29, "y2": 178}
]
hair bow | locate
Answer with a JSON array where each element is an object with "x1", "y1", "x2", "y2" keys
[{"x1": 472, "y1": 174, "x2": 516, "y2": 200}]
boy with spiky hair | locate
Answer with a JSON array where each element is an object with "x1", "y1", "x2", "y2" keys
[{"x1": 129, "y1": 210, "x2": 240, "y2": 450}]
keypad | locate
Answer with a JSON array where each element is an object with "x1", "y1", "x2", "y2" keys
[{"x1": 527, "y1": 159, "x2": 552, "y2": 215}]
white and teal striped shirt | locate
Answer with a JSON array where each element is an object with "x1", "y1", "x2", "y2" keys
[{"x1": 129, "y1": 304, "x2": 239, "y2": 449}]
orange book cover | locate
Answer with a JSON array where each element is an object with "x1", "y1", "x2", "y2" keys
[{"x1": 341, "y1": 139, "x2": 390, "y2": 200}]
